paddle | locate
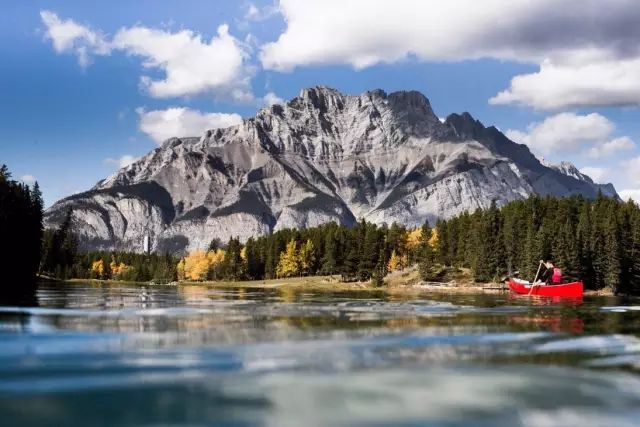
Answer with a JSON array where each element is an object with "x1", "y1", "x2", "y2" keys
[{"x1": 528, "y1": 260, "x2": 544, "y2": 296}]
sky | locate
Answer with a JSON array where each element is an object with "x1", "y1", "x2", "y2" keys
[{"x1": 2, "y1": 0, "x2": 640, "y2": 207}]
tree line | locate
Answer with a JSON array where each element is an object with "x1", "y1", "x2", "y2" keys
[
  {"x1": 175, "y1": 194, "x2": 640, "y2": 294},
  {"x1": 0, "y1": 165, "x2": 43, "y2": 283},
  {"x1": 176, "y1": 220, "x2": 437, "y2": 286},
  {"x1": 10, "y1": 163, "x2": 640, "y2": 295},
  {"x1": 435, "y1": 194, "x2": 640, "y2": 294}
]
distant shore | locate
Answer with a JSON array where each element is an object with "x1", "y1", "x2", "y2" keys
[{"x1": 62, "y1": 274, "x2": 614, "y2": 296}]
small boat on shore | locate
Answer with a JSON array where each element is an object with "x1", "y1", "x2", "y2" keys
[{"x1": 508, "y1": 278, "x2": 583, "y2": 298}]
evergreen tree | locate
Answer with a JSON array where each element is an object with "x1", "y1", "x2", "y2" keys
[
  {"x1": 221, "y1": 237, "x2": 244, "y2": 281},
  {"x1": 602, "y1": 205, "x2": 621, "y2": 293},
  {"x1": 208, "y1": 238, "x2": 221, "y2": 252},
  {"x1": 627, "y1": 207, "x2": 640, "y2": 294},
  {"x1": 372, "y1": 246, "x2": 387, "y2": 287},
  {"x1": 358, "y1": 224, "x2": 381, "y2": 281},
  {"x1": 0, "y1": 165, "x2": 44, "y2": 283},
  {"x1": 418, "y1": 221, "x2": 437, "y2": 281},
  {"x1": 320, "y1": 229, "x2": 338, "y2": 275},
  {"x1": 244, "y1": 237, "x2": 262, "y2": 280}
]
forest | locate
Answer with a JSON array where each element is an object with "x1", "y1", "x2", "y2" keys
[
  {"x1": 4, "y1": 158, "x2": 639, "y2": 296},
  {"x1": 0, "y1": 165, "x2": 43, "y2": 284},
  {"x1": 174, "y1": 194, "x2": 640, "y2": 294}
]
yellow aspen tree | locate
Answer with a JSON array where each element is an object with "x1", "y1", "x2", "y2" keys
[
  {"x1": 109, "y1": 258, "x2": 128, "y2": 278},
  {"x1": 276, "y1": 240, "x2": 300, "y2": 278},
  {"x1": 387, "y1": 250, "x2": 401, "y2": 272},
  {"x1": 429, "y1": 228, "x2": 439, "y2": 250},
  {"x1": 207, "y1": 249, "x2": 226, "y2": 280},
  {"x1": 182, "y1": 250, "x2": 210, "y2": 281},
  {"x1": 91, "y1": 259, "x2": 105, "y2": 279},
  {"x1": 299, "y1": 239, "x2": 315, "y2": 276},
  {"x1": 406, "y1": 228, "x2": 423, "y2": 251}
]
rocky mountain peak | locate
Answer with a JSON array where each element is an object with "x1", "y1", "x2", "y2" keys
[
  {"x1": 45, "y1": 87, "x2": 617, "y2": 254},
  {"x1": 445, "y1": 112, "x2": 486, "y2": 140}
]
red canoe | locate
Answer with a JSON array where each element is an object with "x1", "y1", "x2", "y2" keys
[{"x1": 508, "y1": 278, "x2": 584, "y2": 298}]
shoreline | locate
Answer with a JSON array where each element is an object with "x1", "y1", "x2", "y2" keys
[{"x1": 61, "y1": 276, "x2": 614, "y2": 296}]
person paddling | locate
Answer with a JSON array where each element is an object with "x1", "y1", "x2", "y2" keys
[{"x1": 538, "y1": 260, "x2": 562, "y2": 285}]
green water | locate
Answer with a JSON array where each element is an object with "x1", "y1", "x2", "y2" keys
[{"x1": 1, "y1": 282, "x2": 640, "y2": 426}]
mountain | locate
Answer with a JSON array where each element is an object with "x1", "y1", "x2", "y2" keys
[{"x1": 44, "y1": 87, "x2": 617, "y2": 253}]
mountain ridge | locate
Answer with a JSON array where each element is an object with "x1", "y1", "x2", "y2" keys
[{"x1": 45, "y1": 86, "x2": 617, "y2": 253}]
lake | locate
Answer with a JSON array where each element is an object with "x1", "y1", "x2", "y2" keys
[{"x1": 1, "y1": 282, "x2": 640, "y2": 426}]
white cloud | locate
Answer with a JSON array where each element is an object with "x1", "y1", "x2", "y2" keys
[
  {"x1": 106, "y1": 155, "x2": 139, "y2": 169},
  {"x1": 20, "y1": 175, "x2": 37, "y2": 185},
  {"x1": 587, "y1": 136, "x2": 635, "y2": 158},
  {"x1": 619, "y1": 189, "x2": 640, "y2": 203},
  {"x1": 40, "y1": 10, "x2": 109, "y2": 67},
  {"x1": 261, "y1": 0, "x2": 640, "y2": 69},
  {"x1": 579, "y1": 167, "x2": 608, "y2": 184},
  {"x1": 505, "y1": 113, "x2": 614, "y2": 156},
  {"x1": 261, "y1": 91, "x2": 284, "y2": 107},
  {"x1": 41, "y1": 11, "x2": 252, "y2": 100},
  {"x1": 622, "y1": 156, "x2": 640, "y2": 184},
  {"x1": 137, "y1": 107, "x2": 243, "y2": 144},
  {"x1": 260, "y1": 0, "x2": 640, "y2": 109},
  {"x1": 490, "y1": 58, "x2": 640, "y2": 110},
  {"x1": 113, "y1": 25, "x2": 251, "y2": 100}
]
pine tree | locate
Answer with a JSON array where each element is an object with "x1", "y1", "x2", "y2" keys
[
  {"x1": 418, "y1": 221, "x2": 438, "y2": 281},
  {"x1": 602, "y1": 205, "x2": 621, "y2": 293},
  {"x1": 358, "y1": 224, "x2": 381, "y2": 281},
  {"x1": 0, "y1": 165, "x2": 45, "y2": 283},
  {"x1": 628, "y1": 207, "x2": 640, "y2": 294},
  {"x1": 435, "y1": 219, "x2": 449, "y2": 266},
  {"x1": 372, "y1": 246, "x2": 387, "y2": 287},
  {"x1": 221, "y1": 237, "x2": 245, "y2": 281},
  {"x1": 321, "y1": 230, "x2": 338, "y2": 275},
  {"x1": 244, "y1": 237, "x2": 262, "y2": 280}
]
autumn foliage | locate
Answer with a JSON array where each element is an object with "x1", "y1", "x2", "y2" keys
[{"x1": 177, "y1": 249, "x2": 226, "y2": 281}]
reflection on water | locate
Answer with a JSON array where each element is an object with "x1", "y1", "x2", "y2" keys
[{"x1": 0, "y1": 283, "x2": 640, "y2": 426}]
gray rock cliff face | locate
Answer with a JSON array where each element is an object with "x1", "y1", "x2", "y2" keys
[{"x1": 45, "y1": 87, "x2": 617, "y2": 253}]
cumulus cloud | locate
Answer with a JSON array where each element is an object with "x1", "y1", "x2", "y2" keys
[
  {"x1": 20, "y1": 175, "x2": 37, "y2": 185},
  {"x1": 579, "y1": 167, "x2": 608, "y2": 184},
  {"x1": 106, "y1": 155, "x2": 139, "y2": 169},
  {"x1": 260, "y1": 0, "x2": 640, "y2": 109},
  {"x1": 40, "y1": 10, "x2": 109, "y2": 67},
  {"x1": 113, "y1": 25, "x2": 251, "y2": 100},
  {"x1": 41, "y1": 11, "x2": 252, "y2": 100},
  {"x1": 261, "y1": 91, "x2": 284, "y2": 107},
  {"x1": 622, "y1": 156, "x2": 640, "y2": 184},
  {"x1": 619, "y1": 189, "x2": 640, "y2": 203},
  {"x1": 137, "y1": 107, "x2": 243, "y2": 144},
  {"x1": 587, "y1": 136, "x2": 635, "y2": 158},
  {"x1": 490, "y1": 58, "x2": 640, "y2": 110},
  {"x1": 505, "y1": 113, "x2": 614, "y2": 156}
]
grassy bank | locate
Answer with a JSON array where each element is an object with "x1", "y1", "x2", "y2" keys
[
  {"x1": 64, "y1": 266, "x2": 508, "y2": 295},
  {"x1": 61, "y1": 268, "x2": 614, "y2": 296}
]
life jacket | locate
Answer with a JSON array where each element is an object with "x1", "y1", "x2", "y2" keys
[{"x1": 551, "y1": 267, "x2": 562, "y2": 284}]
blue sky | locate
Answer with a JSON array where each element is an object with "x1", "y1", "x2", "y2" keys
[{"x1": 2, "y1": 0, "x2": 640, "y2": 206}]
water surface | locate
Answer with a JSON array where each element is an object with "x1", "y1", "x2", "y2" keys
[{"x1": 1, "y1": 282, "x2": 640, "y2": 426}]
